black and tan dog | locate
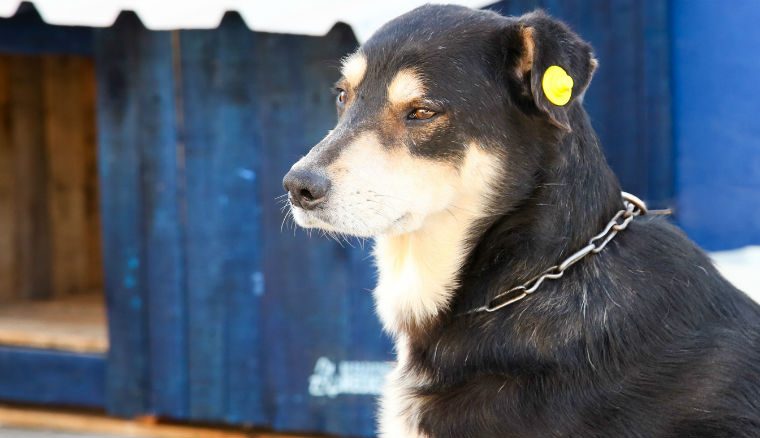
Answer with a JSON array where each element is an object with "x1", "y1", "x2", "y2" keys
[{"x1": 283, "y1": 5, "x2": 760, "y2": 437}]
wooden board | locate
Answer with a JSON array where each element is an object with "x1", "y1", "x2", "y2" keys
[
  {"x1": 82, "y1": 58, "x2": 103, "y2": 298},
  {"x1": 142, "y1": 29, "x2": 191, "y2": 420},
  {"x1": 0, "y1": 53, "x2": 101, "y2": 301},
  {"x1": 0, "y1": 405, "x2": 331, "y2": 438},
  {"x1": 0, "y1": 347, "x2": 105, "y2": 408},
  {"x1": 179, "y1": 16, "x2": 265, "y2": 422},
  {"x1": 8, "y1": 54, "x2": 52, "y2": 300},
  {"x1": 94, "y1": 14, "x2": 155, "y2": 417},
  {"x1": 0, "y1": 293, "x2": 107, "y2": 353},
  {"x1": 0, "y1": 56, "x2": 14, "y2": 301},
  {"x1": 43, "y1": 55, "x2": 91, "y2": 297}
]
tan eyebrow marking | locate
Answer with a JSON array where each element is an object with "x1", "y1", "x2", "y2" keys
[
  {"x1": 387, "y1": 69, "x2": 425, "y2": 106},
  {"x1": 341, "y1": 52, "x2": 368, "y2": 88}
]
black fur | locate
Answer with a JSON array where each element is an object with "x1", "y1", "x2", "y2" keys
[
  {"x1": 359, "y1": 5, "x2": 760, "y2": 437},
  {"x1": 284, "y1": 4, "x2": 760, "y2": 436}
]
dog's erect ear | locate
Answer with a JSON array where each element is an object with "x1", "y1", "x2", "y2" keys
[{"x1": 503, "y1": 11, "x2": 597, "y2": 131}]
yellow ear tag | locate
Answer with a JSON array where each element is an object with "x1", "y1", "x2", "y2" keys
[{"x1": 542, "y1": 65, "x2": 574, "y2": 106}]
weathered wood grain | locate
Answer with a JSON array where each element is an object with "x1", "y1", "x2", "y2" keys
[
  {"x1": 43, "y1": 55, "x2": 91, "y2": 297},
  {"x1": 8, "y1": 55, "x2": 52, "y2": 300},
  {"x1": 94, "y1": 13, "x2": 153, "y2": 417},
  {"x1": 178, "y1": 13, "x2": 265, "y2": 422},
  {"x1": 0, "y1": 56, "x2": 15, "y2": 301},
  {"x1": 0, "y1": 293, "x2": 107, "y2": 353}
]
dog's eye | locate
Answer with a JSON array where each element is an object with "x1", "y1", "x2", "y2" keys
[
  {"x1": 336, "y1": 89, "x2": 347, "y2": 106},
  {"x1": 407, "y1": 108, "x2": 436, "y2": 120}
]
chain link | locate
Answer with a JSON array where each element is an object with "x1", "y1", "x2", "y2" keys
[{"x1": 469, "y1": 192, "x2": 649, "y2": 313}]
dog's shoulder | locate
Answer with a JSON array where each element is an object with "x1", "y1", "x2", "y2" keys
[{"x1": 407, "y1": 216, "x2": 760, "y2": 437}]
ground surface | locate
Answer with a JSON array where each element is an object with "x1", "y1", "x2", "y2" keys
[{"x1": 0, "y1": 428, "x2": 132, "y2": 438}]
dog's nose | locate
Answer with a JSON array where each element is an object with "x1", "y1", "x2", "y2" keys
[{"x1": 283, "y1": 168, "x2": 330, "y2": 210}]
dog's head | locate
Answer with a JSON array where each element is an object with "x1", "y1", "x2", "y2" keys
[{"x1": 284, "y1": 5, "x2": 596, "y2": 238}]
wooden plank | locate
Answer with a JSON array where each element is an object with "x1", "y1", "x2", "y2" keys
[
  {"x1": 0, "y1": 406, "x2": 331, "y2": 438},
  {"x1": 93, "y1": 13, "x2": 152, "y2": 417},
  {"x1": 178, "y1": 13, "x2": 265, "y2": 421},
  {"x1": 0, "y1": 293, "x2": 107, "y2": 353},
  {"x1": 207, "y1": 15, "x2": 265, "y2": 425},
  {"x1": 254, "y1": 33, "x2": 321, "y2": 433},
  {"x1": 8, "y1": 54, "x2": 52, "y2": 300},
  {"x1": 640, "y1": 0, "x2": 673, "y2": 208},
  {"x1": 42, "y1": 55, "x2": 91, "y2": 297},
  {"x1": 142, "y1": 30, "x2": 189, "y2": 420},
  {"x1": 0, "y1": 56, "x2": 15, "y2": 301},
  {"x1": 81, "y1": 54, "x2": 104, "y2": 294},
  {"x1": 0, "y1": 346, "x2": 105, "y2": 408},
  {"x1": 178, "y1": 28, "x2": 226, "y2": 420}
]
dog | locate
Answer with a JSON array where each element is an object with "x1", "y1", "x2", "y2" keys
[{"x1": 283, "y1": 5, "x2": 760, "y2": 437}]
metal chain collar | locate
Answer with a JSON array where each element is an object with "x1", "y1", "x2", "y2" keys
[{"x1": 468, "y1": 192, "x2": 651, "y2": 314}]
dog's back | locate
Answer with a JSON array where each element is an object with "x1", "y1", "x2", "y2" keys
[{"x1": 418, "y1": 216, "x2": 760, "y2": 437}]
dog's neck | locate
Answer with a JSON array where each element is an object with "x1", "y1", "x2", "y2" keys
[
  {"x1": 457, "y1": 106, "x2": 623, "y2": 318},
  {"x1": 374, "y1": 107, "x2": 622, "y2": 339},
  {"x1": 373, "y1": 146, "x2": 500, "y2": 337},
  {"x1": 374, "y1": 210, "x2": 473, "y2": 336}
]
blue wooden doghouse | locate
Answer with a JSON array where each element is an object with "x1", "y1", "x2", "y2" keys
[{"x1": 0, "y1": 1, "x2": 757, "y2": 437}]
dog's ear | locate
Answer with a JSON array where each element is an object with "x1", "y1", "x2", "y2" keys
[{"x1": 503, "y1": 11, "x2": 597, "y2": 131}]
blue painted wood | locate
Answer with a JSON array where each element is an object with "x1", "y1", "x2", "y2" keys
[
  {"x1": 173, "y1": 17, "x2": 389, "y2": 435},
  {"x1": 672, "y1": 0, "x2": 760, "y2": 250},
  {"x1": 0, "y1": 346, "x2": 105, "y2": 408},
  {"x1": 178, "y1": 12, "x2": 265, "y2": 422},
  {"x1": 137, "y1": 31, "x2": 190, "y2": 420},
  {"x1": 255, "y1": 33, "x2": 342, "y2": 433},
  {"x1": 94, "y1": 15, "x2": 385, "y2": 435},
  {"x1": 0, "y1": 4, "x2": 92, "y2": 55},
  {"x1": 203, "y1": 16, "x2": 266, "y2": 425},
  {"x1": 96, "y1": 13, "x2": 195, "y2": 421},
  {"x1": 639, "y1": 1, "x2": 673, "y2": 207},
  {"x1": 94, "y1": 12, "x2": 159, "y2": 417},
  {"x1": 487, "y1": 0, "x2": 673, "y2": 209}
]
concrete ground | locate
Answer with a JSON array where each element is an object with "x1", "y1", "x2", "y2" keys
[{"x1": 0, "y1": 428, "x2": 133, "y2": 438}]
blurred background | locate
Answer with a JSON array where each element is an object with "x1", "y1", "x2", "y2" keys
[{"x1": 0, "y1": 0, "x2": 757, "y2": 437}]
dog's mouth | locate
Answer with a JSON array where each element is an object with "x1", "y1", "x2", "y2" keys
[
  {"x1": 289, "y1": 199, "x2": 413, "y2": 238},
  {"x1": 289, "y1": 204, "x2": 335, "y2": 231}
]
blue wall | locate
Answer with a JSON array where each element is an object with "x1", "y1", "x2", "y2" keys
[
  {"x1": 94, "y1": 12, "x2": 389, "y2": 437},
  {"x1": 672, "y1": 0, "x2": 760, "y2": 251}
]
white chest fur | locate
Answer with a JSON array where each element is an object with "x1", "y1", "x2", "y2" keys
[
  {"x1": 373, "y1": 209, "x2": 473, "y2": 335},
  {"x1": 377, "y1": 336, "x2": 429, "y2": 438},
  {"x1": 372, "y1": 146, "x2": 500, "y2": 336},
  {"x1": 373, "y1": 147, "x2": 501, "y2": 436}
]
